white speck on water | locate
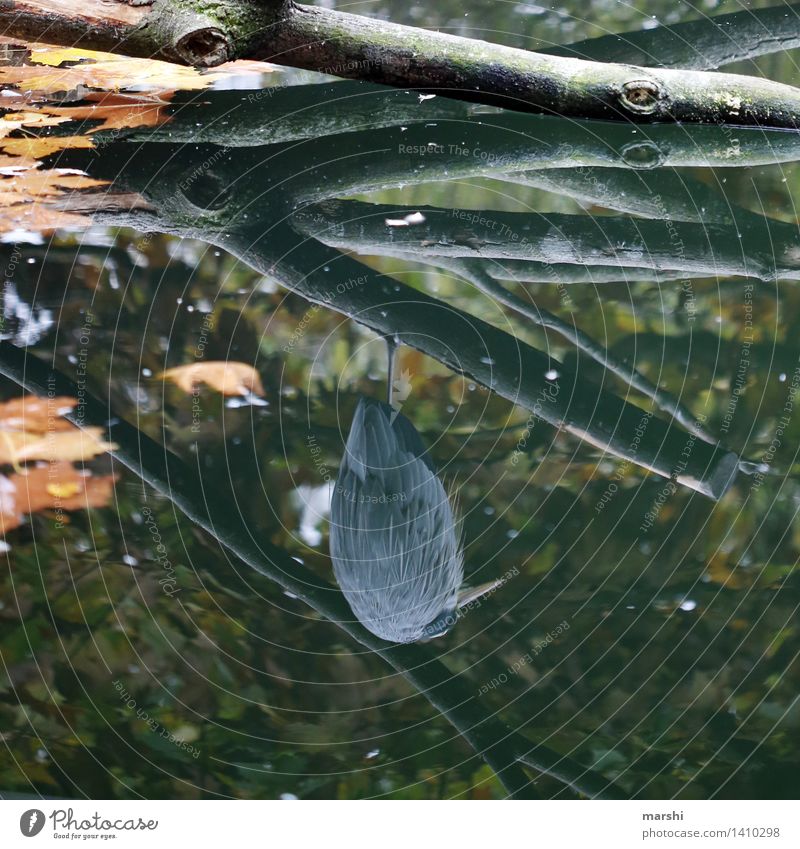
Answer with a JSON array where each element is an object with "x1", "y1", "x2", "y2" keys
[
  {"x1": 279, "y1": 793, "x2": 298, "y2": 801},
  {"x1": 545, "y1": 369, "x2": 559, "y2": 380},
  {"x1": 480, "y1": 356, "x2": 495, "y2": 365},
  {"x1": 0, "y1": 541, "x2": 10, "y2": 553},
  {"x1": 679, "y1": 599, "x2": 697, "y2": 612},
  {"x1": 418, "y1": 93, "x2": 436, "y2": 102},
  {"x1": 779, "y1": 373, "x2": 787, "y2": 382},
  {"x1": 507, "y1": 529, "x2": 519, "y2": 539},
  {"x1": 467, "y1": 382, "x2": 476, "y2": 391},
  {"x1": 365, "y1": 749, "x2": 380, "y2": 759},
  {"x1": 142, "y1": 368, "x2": 152, "y2": 377},
  {"x1": 123, "y1": 555, "x2": 138, "y2": 567},
  {"x1": 483, "y1": 505, "x2": 495, "y2": 515},
  {"x1": 226, "y1": 393, "x2": 268, "y2": 408}
]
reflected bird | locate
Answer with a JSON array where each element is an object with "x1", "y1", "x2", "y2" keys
[{"x1": 330, "y1": 343, "x2": 498, "y2": 643}]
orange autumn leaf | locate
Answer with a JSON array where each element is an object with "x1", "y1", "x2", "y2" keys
[
  {"x1": 46, "y1": 92, "x2": 170, "y2": 135},
  {"x1": 0, "y1": 427, "x2": 116, "y2": 465},
  {"x1": 0, "y1": 162, "x2": 111, "y2": 234},
  {"x1": 0, "y1": 394, "x2": 116, "y2": 465},
  {"x1": 1, "y1": 42, "x2": 276, "y2": 96},
  {"x1": 0, "y1": 396, "x2": 78, "y2": 433},
  {"x1": 160, "y1": 362, "x2": 266, "y2": 397},
  {"x1": 0, "y1": 135, "x2": 95, "y2": 159},
  {"x1": 0, "y1": 463, "x2": 116, "y2": 533}
]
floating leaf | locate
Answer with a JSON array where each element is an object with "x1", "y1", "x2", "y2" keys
[
  {"x1": 0, "y1": 462, "x2": 116, "y2": 533},
  {"x1": 0, "y1": 41, "x2": 276, "y2": 96},
  {"x1": 0, "y1": 394, "x2": 116, "y2": 465},
  {"x1": 0, "y1": 161, "x2": 111, "y2": 234},
  {"x1": 0, "y1": 396, "x2": 78, "y2": 432},
  {"x1": 0, "y1": 135, "x2": 94, "y2": 159},
  {"x1": 0, "y1": 427, "x2": 116, "y2": 465},
  {"x1": 160, "y1": 362, "x2": 266, "y2": 397},
  {"x1": 0, "y1": 395, "x2": 117, "y2": 532}
]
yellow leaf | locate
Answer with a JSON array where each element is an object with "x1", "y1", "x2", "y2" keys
[
  {"x1": 160, "y1": 362, "x2": 266, "y2": 397},
  {"x1": 3, "y1": 43, "x2": 277, "y2": 95},
  {"x1": 0, "y1": 135, "x2": 94, "y2": 158},
  {"x1": 0, "y1": 428, "x2": 116, "y2": 465},
  {"x1": 46, "y1": 482, "x2": 81, "y2": 499}
]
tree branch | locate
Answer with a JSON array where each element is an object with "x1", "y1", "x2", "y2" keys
[
  {"x1": 293, "y1": 198, "x2": 799, "y2": 282},
  {"x1": 3, "y1": 0, "x2": 800, "y2": 125}
]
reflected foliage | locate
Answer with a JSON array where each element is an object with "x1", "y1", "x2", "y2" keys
[{"x1": 0, "y1": 0, "x2": 799, "y2": 800}]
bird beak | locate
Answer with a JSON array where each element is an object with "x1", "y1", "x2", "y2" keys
[{"x1": 456, "y1": 578, "x2": 504, "y2": 610}]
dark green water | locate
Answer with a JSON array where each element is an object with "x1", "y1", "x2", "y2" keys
[{"x1": 1, "y1": 0, "x2": 799, "y2": 799}]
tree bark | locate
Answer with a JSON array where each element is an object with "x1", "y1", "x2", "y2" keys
[
  {"x1": 294, "y1": 198, "x2": 799, "y2": 282},
  {"x1": 3, "y1": 0, "x2": 800, "y2": 126}
]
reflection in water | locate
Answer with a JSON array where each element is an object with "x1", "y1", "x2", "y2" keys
[
  {"x1": 330, "y1": 395, "x2": 464, "y2": 643},
  {"x1": 5, "y1": 17, "x2": 800, "y2": 795}
]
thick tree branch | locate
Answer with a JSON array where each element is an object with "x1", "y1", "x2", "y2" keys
[
  {"x1": 293, "y1": 198, "x2": 799, "y2": 282},
  {"x1": 3, "y1": 0, "x2": 800, "y2": 126}
]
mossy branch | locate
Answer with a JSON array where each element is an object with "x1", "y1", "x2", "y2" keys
[{"x1": 3, "y1": 0, "x2": 800, "y2": 126}]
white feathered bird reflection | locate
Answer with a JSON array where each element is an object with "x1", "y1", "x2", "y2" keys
[{"x1": 329, "y1": 345, "x2": 500, "y2": 643}]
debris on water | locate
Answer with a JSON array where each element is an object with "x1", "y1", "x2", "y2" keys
[
  {"x1": 385, "y1": 210, "x2": 426, "y2": 227},
  {"x1": 225, "y1": 392, "x2": 268, "y2": 408},
  {"x1": 418, "y1": 93, "x2": 436, "y2": 102},
  {"x1": 545, "y1": 368, "x2": 559, "y2": 380}
]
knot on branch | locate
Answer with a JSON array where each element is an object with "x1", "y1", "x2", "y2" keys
[
  {"x1": 619, "y1": 79, "x2": 661, "y2": 114},
  {"x1": 175, "y1": 26, "x2": 231, "y2": 65},
  {"x1": 620, "y1": 140, "x2": 665, "y2": 169},
  {"x1": 138, "y1": 0, "x2": 288, "y2": 67}
]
